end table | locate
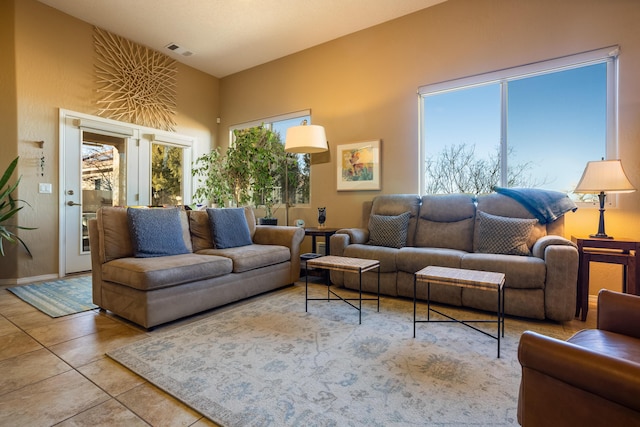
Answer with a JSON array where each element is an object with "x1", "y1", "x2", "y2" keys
[{"x1": 572, "y1": 236, "x2": 639, "y2": 321}]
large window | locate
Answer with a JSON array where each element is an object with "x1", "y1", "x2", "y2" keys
[
  {"x1": 419, "y1": 46, "x2": 618, "y2": 201},
  {"x1": 231, "y1": 110, "x2": 312, "y2": 207}
]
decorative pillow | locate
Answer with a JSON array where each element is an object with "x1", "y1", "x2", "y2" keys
[
  {"x1": 367, "y1": 211, "x2": 411, "y2": 249},
  {"x1": 207, "y1": 208, "x2": 253, "y2": 249},
  {"x1": 127, "y1": 207, "x2": 189, "y2": 258},
  {"x1": 474, "y1": 210, "x2": 537, "y2": 256}
]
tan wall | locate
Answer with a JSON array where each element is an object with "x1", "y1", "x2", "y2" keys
[
  {"x1": 2, "y1": 0, "x2": 219, "y2": 281},
  {"x1": 220, "y1": 0, "x2": 640, "y2": 294}
]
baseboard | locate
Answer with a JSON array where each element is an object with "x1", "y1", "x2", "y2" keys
[{"x1": 0, "y1": 273, "x2": 60, "y2": 287}]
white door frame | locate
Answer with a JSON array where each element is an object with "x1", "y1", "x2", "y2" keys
[{"x1": 58, "y1": 109, "x2": 195, "y2": 277}]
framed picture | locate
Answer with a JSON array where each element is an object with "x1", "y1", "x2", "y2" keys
[{"x1": 336, "y1": 140, "x2": 381, "y2": 191}]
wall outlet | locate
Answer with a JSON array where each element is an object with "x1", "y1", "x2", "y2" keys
[{"x1": 38, "y1": 183, "x2": 52, "y2": 194}]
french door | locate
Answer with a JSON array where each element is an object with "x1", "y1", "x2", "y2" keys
[{"x1": 60, "y1": 110, "x2": 194, "y2": 275}]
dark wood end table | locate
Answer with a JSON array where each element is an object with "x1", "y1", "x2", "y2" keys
[
  {"x1": 572, "y1": 236, "x2": 640, "y2": 321},
  {"x1": 304, "y1": 227, "x2": 339, "y2": 255}
]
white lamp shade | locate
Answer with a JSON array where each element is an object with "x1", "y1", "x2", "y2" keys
[
  {"x1": 574, "y1": 159, "x2": 636, "y2": 193},
  {"x1": 284, "y1": 125, "x2": 328, "y2": 154}
]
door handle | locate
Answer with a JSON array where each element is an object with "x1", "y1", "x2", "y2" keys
[{"x1": 67, "y1": 201, "x2": 82, "y2": 206}]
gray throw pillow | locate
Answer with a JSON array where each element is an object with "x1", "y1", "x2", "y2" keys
[
  {"x1": 367, "y1": 211, "x2": 411, "y2": 249},
  {"x1": 127, "y1": 207, "x2": 189, "y2": 258},
  {"x1": 207, "y1": 208, "x2": 253, "y2": 249},
  {"x1": 474, "y1": 210, "x2": 537, "y2": 256}
]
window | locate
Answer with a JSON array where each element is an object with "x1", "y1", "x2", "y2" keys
[
  {"x1": 419, "y1": 46, "x2": 618, "y2": 201},
  {"x1": 151, "y1": 142, "x2": 184, "y2": 206},
  {"x1": 230, "y1": 110, "x2": 312, "y2": 207}
]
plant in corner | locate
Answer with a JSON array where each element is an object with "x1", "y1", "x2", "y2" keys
[
  {"x1": 0, "y1": 157, "x2": 36, "y2": 256},
  {"x1": 192, "y1": 147, "x2": 233, "y2": 207}
]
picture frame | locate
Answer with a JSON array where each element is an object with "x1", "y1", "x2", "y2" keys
[{"x1": 336, "y1": 140, "x2": 381, "y2": 191}]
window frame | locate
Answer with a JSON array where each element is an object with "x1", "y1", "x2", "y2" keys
[{"x1": 418, "y1": 46, "x2": 619, "y2": 203}]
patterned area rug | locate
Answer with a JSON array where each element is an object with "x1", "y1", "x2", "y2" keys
[
  {"x1": 109, "y1": 284, "x2": 575, "y2": 427},
  {"x1": 8, "y1": 275, "x2": 97, "y2": 317}
]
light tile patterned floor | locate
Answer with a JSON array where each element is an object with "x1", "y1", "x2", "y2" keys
[
  {"x1": 0, "y1": 281, "x2": 597, "y2": 426},
  {"x1": 0, "y1": 285, "x2": 220, "y2": 427}
]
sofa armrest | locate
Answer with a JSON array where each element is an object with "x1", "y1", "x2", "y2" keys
[
  {"x1": 598, "y1": 290, "x2": 640, "y2": 338},
  {"x1": 539, "y1": 241, "x2": 579, "y2": 321},
  {"x1": 518, "y1": 330, "x2": 640, "y2": 422},
  {"x1": 253, "y1": 225, "x2": 305, "y2": 283},
  {"x1": 330, "y1": 228, "x2": 369, "y2": 257},
  {"x1": 532, "y1": 235, "x2": 577, "y2": 259}
]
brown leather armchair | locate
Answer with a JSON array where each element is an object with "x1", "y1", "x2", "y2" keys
[{"x1": 518, "y1": 289, "x2": 640, "y2": 426}]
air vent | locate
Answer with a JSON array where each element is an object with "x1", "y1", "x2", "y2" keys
[{"x1": 165, "y1": 43, "x2": 194, "y2": 57}]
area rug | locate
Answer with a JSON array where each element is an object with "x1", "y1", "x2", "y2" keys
[
  {"x1": 108, "y1": 284, "x2": 575, "y2": 427},
  {"x1": 8, "y1": 275, "x2": 97, "y2": 317}
]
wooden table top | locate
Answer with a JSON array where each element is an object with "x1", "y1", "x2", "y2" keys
[
  {"x1": 415, "y1": 266, "x2": 505, "y2": 291},
  {"x1": 306, "y1": 255, "x2": 380, "y2": 273}
]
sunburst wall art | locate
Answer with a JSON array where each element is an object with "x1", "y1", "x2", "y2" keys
[{"x1": 94, "y1": 27, "x2": 177, "y2": 131}]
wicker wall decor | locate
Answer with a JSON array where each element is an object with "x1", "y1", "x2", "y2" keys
[{"x1": 94, "y1": 27, "x2": 177, "y2": 131}]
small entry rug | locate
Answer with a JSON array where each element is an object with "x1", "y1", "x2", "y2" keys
[
  {"x1": 8, "y1": 275, "x2": 97, "y2": 317},
  {"x1": 108, "y1": 284, "x2": 575, "y2": 426}
]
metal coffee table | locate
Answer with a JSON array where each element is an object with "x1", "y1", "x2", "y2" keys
[
  {"x1": 414, "y1": 266, "x2": 505, "y2": 357},
  {"x1": 305, "y1": 255, "x2": 380, "y2": 324}
]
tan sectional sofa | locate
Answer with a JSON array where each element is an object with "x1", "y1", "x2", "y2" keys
[
  {"x1": 89, "y1": 206, "x2": 304, "y2": 328},
  {"x1": 330, "y1": 193, "x2": 579, "y2": 321}
]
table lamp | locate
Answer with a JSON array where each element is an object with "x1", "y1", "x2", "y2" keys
[
  {"x1": 283, "y1": 121, "x2": 328, "y2": 225},
  {"x1": 574, "y1": 159, "x2": 635, "y2": 239}
]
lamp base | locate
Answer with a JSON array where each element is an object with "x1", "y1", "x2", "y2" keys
[{"x1": 589, "y1": 233, "x2": 613, "y2": 239}]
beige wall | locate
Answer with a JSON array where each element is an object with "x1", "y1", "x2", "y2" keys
[
  {"x1": 220, "y1": 0, "x2": 640, "y2": 293},
  {"x1": 1, "y1": 0, "x2": 219, "y2": 282}
]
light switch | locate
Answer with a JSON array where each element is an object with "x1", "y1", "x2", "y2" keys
[{"x1": 38, "y1": 183, "x2": 52, "y2": 194}]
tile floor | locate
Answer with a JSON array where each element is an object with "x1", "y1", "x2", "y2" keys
[
  {"x1": 0, "y1": 281, "x2": 597, "y2": 427},
  {"x1": 0, "y1": 284, "x2": 222, "y2": 427}
]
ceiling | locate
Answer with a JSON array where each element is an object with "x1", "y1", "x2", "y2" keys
[{"x1": 37, "y1": 0, "x2": 446, "y2": 78}]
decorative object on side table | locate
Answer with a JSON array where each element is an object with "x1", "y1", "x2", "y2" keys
[
  {"x1": 573, "y1": 158, "x2": 635, "y2": 239},
  {"x1": 317, "y1": 207, "x2": 326, "y2": 228},
  {"x1": 336, "y1": 140, "x2": 381, "y2": 191}
]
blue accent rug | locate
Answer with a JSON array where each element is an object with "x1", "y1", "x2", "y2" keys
[{"x1": 8, "y1": 276, "x2": 97, "y2": 318}]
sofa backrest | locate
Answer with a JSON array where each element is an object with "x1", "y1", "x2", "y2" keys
[
  {"x1": 369, "y1": 195, "x2": 422, "y2": 247},
  {"x1": 96, "y1": 207, "x2": 192, "y2": 262},
  {"x1": 415, "y1": 194, "x2": 476, "y2": 251}
]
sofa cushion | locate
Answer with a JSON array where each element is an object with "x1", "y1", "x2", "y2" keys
[
  {"x1": 476, "y1": 193, "x2": 547, "y2": 248},
  {"x1": 396, "y1": 247, "x2": 466, "y2": 273},
  {"x1": 98, "y1": 207, "x2": 133, "y2": 262},
  {"x1": 370, "y1": 195, "x2": 421, "y2": 246},
  {"x1": 568, "y1": 330, "x2": 640, "y2": 364},
  {"x1": 344, "y1": 244, "x2": 398, "y2": 273},
  {"x1": 461, "y1": 252, "x2": 546, "y2": 290},
  {"x1": 197, "y1": 244, "x2": 290, "y2": 273},
  {"x1": 415, "y1": 194, "x2": 477, "y2": 252},
  {"x1": 102, "y1": 253, "x2": 233, "y2": 291},
  {"x1": 207, "y1": 208, "x2": 253, "y2": 249},
  {"x1": 127, "y1": 207, "x2": 190, "y2": 258},
  {"x1": 474, "y1": 211, "x2": 537, "y2": 256},
  {"x1": 367, "y1": 211, "x2": 411, "y2": 249}
]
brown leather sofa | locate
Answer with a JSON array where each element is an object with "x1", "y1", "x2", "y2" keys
[{"x1": 517, "y1": 289, "x2": 640, "y2": 426}]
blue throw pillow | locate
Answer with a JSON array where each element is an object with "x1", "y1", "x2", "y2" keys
[
  {"x1": 207, "y1": 208, "x2": 253, "y2": 249},
  {"x1": 127, "y1": 208, "x2": 189, "y2": 258}
]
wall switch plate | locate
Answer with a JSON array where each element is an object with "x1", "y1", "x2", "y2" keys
[{"x1": 38, "y1": 183, "x2": 52, "y2": 194}]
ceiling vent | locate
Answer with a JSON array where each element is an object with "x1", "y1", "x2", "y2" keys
[{"x1": 165, "y1": 43, "x2": 194, "y2": 57}]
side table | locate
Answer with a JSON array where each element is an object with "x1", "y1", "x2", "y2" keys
[
  {"x1": 304, "y1": 227, "x2": 339, "y2": 255},
  {"x1": 572, "y1": 236, "x2": 640, "y2": 321}
]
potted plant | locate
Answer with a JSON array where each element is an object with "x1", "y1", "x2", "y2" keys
[
  {"x1": 192, "y1": 125, "x2": 286, "y2": 224},
  {"x1": 0, "y1": 157, "x2": 35, "y2": 256},
  {"x1": 192, "y1": 147, "x2": 233, "y2": 207}
]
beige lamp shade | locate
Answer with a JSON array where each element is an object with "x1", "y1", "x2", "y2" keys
[
  {"x1": 574, "y1": 159, "x2": 636, "y2": 194},
  {"x1": 284, "y1": 124, "x2": 328, "y2": 153}
]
